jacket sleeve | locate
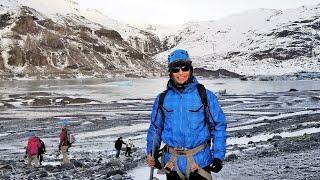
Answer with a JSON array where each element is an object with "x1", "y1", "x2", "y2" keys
[
  {"x1": 207, "y1": 90, "x2": 227, "y2": 161},
  {"x1": 146, "y1": 95, "x2": 163, "y2": 154}
]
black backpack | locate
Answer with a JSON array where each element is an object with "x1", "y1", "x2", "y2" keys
[
  {"x1": 39, "y1": 140, "x2": 46, "y2": 154},
  {"x1": 157, "y1": 83, "x2": 210, "y2": 128}
]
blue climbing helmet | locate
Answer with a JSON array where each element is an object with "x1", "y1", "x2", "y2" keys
[{"x1": 167, "y1": 49, "x2": 192, "y2": 69}]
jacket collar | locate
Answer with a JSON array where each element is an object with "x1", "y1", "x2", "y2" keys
[{"x1": 167, "y1": 76, "x2": 198, "y2": 94}]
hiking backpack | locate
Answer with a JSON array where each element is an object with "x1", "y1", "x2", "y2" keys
[
  {"x1": 68, "y1": 132, "x2": 75, "y2": 145},
  {"x1": 158, "y1": 83, "x2": 210, "y2": 128},
  {"x1": 27, "y1": 138, "x2": 40, "y2": 156}
]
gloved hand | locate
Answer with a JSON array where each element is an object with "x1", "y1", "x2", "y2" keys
[
  {"x1": 211, "y1": 158, "x2": 223, "y2": 173},
  {"x1": 147, "y1": 154, "x2": 156, "y2": 168},
  {"x1": 146, "y1": 151, "x2": 162, "y2": 169}
]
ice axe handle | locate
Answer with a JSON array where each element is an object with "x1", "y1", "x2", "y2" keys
[
  {"x1": 149, "y1": 166, "x2": 154, "y2": 180},
  {"x1": 149, "y1": 133, "x2": 158, "y2": 180}
]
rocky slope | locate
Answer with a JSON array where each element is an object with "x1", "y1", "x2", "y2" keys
[{"x1": 0, "y1": 0, "x2": 165, "y2": 79}]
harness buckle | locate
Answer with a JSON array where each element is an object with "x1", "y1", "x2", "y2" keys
[
  {"x1": 175, "y1": 147, "x2": 186, "y2": 151},
  {"x1": 174, "y1": 147, "x2": 187, "y2": 155}
]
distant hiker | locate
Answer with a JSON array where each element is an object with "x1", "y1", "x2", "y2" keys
[
  {"x1": 38, "y1": 138, "x2": 46, "y2": 165},
  {"x1": 114, "y1": 137, "x2": 126, "y2": 158},
  {"x1": 25, "y1": 132, "x2": 41, "y2": 168},
  {"x1": 125, "y1": 139, "x2": 134, "y2": 157},
  {"x1": 59, "y1": 127, "x2": 71, "y2": 164},
  {"x1": 146, "y1": 49, "x2": 227, "y2": 180}
]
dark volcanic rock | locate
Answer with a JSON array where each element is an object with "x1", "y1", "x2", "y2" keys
[
  {"x1": 193, "y1": 68, "x2": 243, "y2": 78},
  {"x1": 7, "y1": 46, "x2": 25, "y2": 67},
  {"x1": 0, "y1": 54, "x2": 4, "y2": 70},
  {"x1": 250, "y1": 47, "x2": 312, "y2": 60},
  {"x1": 70, "y1": 160, "x2": 83, "y2": 168},
  {"x1": 58, "y1": 97, "x2": 92, "y2": 104},
  {"x1": 307, "y1": 20, "x2": 320, "y2": 30},
  {"x1": 225, "y1": 154, "x2": 239, "y2": 162},
  {"x1": 38, "y1": 170, "x2": 49, "y2": 177},
  {"x1": 0, "y1": 13, "x2": 12, "y2": 28},
  {"x1": 12, "y1": 15, "x2": 39, "y2": 35},
  {"x1": 106, "y1": 169, "x2": 126, "y2": 177},
  {"x1": 43, "y1": 165, "x2": 55, "y2": 172},
  {"x1": 60, "y1": 163, "x2": 75, "y2": 170},
  {"x1": 289, "y1": 88, "x2": 298, "y2": 92},
  {"x1": 32, "y1": 98, "x2": 52, "y2": 106},
  {"x1": 275, "y1": 30, "x2": 303, "y2": 38},
  {"x1": 95, "y1": 28, "x2": 123, "y2": 41}
]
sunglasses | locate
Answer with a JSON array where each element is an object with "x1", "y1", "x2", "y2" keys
[{"x1": 170, "y1": 65, "x2": 191, "y2": 73}]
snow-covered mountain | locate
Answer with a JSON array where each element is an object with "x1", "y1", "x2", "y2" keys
[
  {"x1": 0, "y1": 0, "x2": 164, "y2": 79},
  {"x1": 1, "y1": 1, "x2": 319, "y2": 78},
  {"x1": 155, "y1": 4, "x2": 320, "y2": 76}
]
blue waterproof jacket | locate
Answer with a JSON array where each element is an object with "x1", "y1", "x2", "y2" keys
[{"x1": 146, "y1": 77, "x2": 227, "y2": 174}]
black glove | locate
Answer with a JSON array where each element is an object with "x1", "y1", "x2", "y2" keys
[
  {"x1": 153, "y1": 149, "x2": 163, "y2": 170},
  {"x1": 211, "y1": 158, "x2": 223, "y2": 173}
]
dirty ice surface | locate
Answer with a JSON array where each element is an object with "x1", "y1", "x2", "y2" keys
[{"x1": 0, "y1": 78, "x2": 319, "y2": 179}]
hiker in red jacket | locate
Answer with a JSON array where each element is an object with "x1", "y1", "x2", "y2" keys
[
  {"x1": 26, "y1": 133, "x2": 41, "y2": 167},
  {"x1": 59, "y1": 127, "x2": 70, "y2": 164}
]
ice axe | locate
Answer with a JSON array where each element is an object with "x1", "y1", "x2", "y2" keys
[{"x1": 149, "y1": 132, "x2": 159, "y2": 180}]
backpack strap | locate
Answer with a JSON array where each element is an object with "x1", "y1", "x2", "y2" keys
[
  {"x1": 158, "y1": 90, "x2": 168, "y2": 108},
  {"x1": 196, "y1": 84, "x2": 208, "y2": 107},
  {"x1": 158, "y1": 89, "x2": 168, "y2": 124},
  {"x1": 197, "y1": 84, "x2": 209, "y2": 127}
]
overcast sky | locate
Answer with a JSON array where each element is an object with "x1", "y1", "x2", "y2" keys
[{"x1": 75, "y1": 0, "x2": 320, "y2": 26}]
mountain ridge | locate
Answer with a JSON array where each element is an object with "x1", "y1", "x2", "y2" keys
[
  {"x1": 0, "y1": 1, "x2": 319, "y2": 79},
  {"x1": 0, "y1": 0, "x2": 165, "y2": 79},
  {"x1": 155, "y1": 4, "x2": 320, "y2": 76}
]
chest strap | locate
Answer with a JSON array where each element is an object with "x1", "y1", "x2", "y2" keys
[{"x1": 164, "y1": 143, "x2": 212, "y2": 180}]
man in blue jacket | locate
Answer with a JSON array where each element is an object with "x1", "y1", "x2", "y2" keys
[{"x1": 146, "y1": 49, "x2": 227, "y2": 180}]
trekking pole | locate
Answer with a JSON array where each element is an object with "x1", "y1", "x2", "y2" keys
[{"x1": 149, "y1": 133, "x2": 158, "y2": 180}]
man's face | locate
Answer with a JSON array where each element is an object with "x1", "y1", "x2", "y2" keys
[{"x1": 170, "y1": 65, "x2": 191, "y2": 86}]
